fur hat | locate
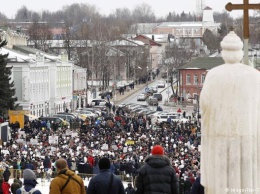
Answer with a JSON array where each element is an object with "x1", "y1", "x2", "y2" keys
[
  {"x1": 23, "y1": 169, "x2": 37, "y2": 182},
  {"x1": 151, "y1": 145, "x2": 164, "y2": 155},
  {"x1": 98, "y1": 157, "x2": 110, "y2": 170}
]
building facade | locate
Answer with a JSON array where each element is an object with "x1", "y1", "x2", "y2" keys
[
  {"x1": 2, "y1": 47, "x2": 73, "y2": 117},
  {"x1": 178, "y1": 57, "x2": 224, "y2": 101},
  {"x1": 72, "y1": 65, "x2": 87, "y2": 110}
]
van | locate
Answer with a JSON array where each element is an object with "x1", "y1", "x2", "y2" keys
[
  {"x1": 91, "y1": 98, "x2": 107, "y2": 106},
  {"x1": 156, "y1": 113, "x2": 181, "y2": 123},
  {"x1": 153, "y1": 93, "x2": 162, "y2": 101},
  {"x1": 38, "y1": 116, "x2": 68, "y2": 127},
  {"x1": 53, "y1": 114, "x2": 76, "y2": 123}
]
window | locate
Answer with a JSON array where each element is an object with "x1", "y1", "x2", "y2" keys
[
  {"x1": 201, "y1": 74, "x2": 206, "y2": 84},
  {"x1": 194, "y1": 74, "x2": 198, "y2": 85},
  {"x1": 186, "y1": 74, "x2": 191, "y2": 85}
]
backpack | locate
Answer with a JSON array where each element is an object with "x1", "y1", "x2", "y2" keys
[{"x1": 20, "y1": 187, "x2": 38, "y2": 194}]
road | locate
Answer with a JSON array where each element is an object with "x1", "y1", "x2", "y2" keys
[{"x1": 119, "y1": 78, "x2": 195, "y2": 116}]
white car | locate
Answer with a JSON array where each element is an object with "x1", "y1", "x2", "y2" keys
[
  {"x1": 91, "y1": 98, "x2": 113, "y2": 106},
  {"x1": 150, "y1": 86, "x2": 158, "y2": 93},
  {"x1": 137, "y1": 93, "x2": 147, "y2": 101},
  {"x1": 91, "y1": 99, "x2": 107, "y2": 106},
  {"x1": 75, "y1": 110, "x2": 98, "y2": 118},
  {"x1": 157, "y1": 81, "x2": 165, "y2": 88}
]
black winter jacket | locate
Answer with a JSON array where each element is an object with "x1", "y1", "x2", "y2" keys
[
  {"x1": 87, "y1": 169, "x2": 125, "y2": 194},
  {"x1": 135, "y1": 155, "x2": 179, "y2": 194}
]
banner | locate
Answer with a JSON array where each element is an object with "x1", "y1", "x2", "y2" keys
[
  {"x1": 126, "y1": 140, "x2": 135, "y2": 145},
  {"x1": 101, "y1": 144, "x2": 108, "y2": 150},
  {"x1": 49, "y1": 136, "x2": 58, "y2": 144},
  {"x1": 30, "y1": 139, "x2": 38, "y2": 145},
  {"x1": 16, "y1": 139, "x2": 25, "y2": 144},
  {"x1": 111, "y1": 145, "x2": 118, "y2": 150}
]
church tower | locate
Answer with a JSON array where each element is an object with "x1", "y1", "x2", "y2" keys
[{"x1": 202, "y1": 6, "x2": 214, "y2": 23}]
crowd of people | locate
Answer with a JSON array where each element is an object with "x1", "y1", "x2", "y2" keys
[{"x1": 0, "y1": 103, "x2": 202, "y2": 194}]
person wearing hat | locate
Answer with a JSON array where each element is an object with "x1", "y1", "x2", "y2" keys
[
  {"x1": 10, "y1": 178, "x2": 21, "y2": 194},
  {"x1": 16, "y1": 169, "x2": 42, "y2": 194},
  {"x1": 3, "y1": 167, "x2": 11, "y2": 182},
  {"x1": 49, "y1": 158, "x2": 85, "y2": 194},
  {"x1": 125, "y1": 183, "x2": 135, "y2": 194},
  {"x1": 87, "y1": 157, "x2": 125, "y2": 194},
  {"x1": 135, "y1": 145, "x2": 179, "y2": 194}
]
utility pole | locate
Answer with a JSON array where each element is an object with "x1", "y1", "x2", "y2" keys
[
  {"x1": 72, "y1": 69, "x2": 74, "y2": 112},
  {"x1": 91, "y1": 45, "x2": 94, "y2": 87},
  {"x1": 167, "y1": 64, "x2": 169, "y2": 103}
]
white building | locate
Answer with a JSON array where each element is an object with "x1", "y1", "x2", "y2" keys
[
  {"x1": 1, "y1": 46, "x2": 73, "y2": 117},
  {"x1": 72, "y1": 65, "x2": 87, "y2": 110}
]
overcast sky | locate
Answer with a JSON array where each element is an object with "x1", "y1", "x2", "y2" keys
[{"x1": 1, "y1": 0, "x2": 259, "y2": 19}]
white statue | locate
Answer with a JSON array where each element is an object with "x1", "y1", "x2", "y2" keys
[{"x1": 200, "y1": 31, "x2": 260, "y2": 194}]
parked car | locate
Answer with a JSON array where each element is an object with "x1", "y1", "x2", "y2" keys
[
  {"x1": 91, "y1": 98, "x2": 110, "y2": 106},
  {"x1": 150, "y1": 86, "x2": 158, "y2": 93},
  {"x1": 146, "y1": 96, "x2": 158, "y2": 106},
  {"x1": 77, "y1": 108, "x2": 101, "y2": 116},
  {"x1": 153, "y1": 93, "x2": 163, "y2": 101},
  {"x1": 99, "y1": 90, "x2": 113, "y2": 99},
  {"x1": 38, "y1": 116, "x2": 68, "y2": 127},
  {"x1": 74, "y1": 110, "x2": 98, "y2": 120},
  {"x1": 137, "y1": 93, "x2": 147, "y2": 101},
  {"x1": 157, "y1": 81, "x2": 165, "y2": 88},
  {"x1": 91, "y1": 98, "x2": 105, "y2": 106},
  {"x1": 161, "y1": 72, "x2": 167, "y2": 78},
  {"x1": 53, "y1": 114, "x2": 76, "y2": 123}
]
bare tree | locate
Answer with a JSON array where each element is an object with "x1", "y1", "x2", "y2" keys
[
  {"x1": 132, "y1": 3, "x2": 156, "y2": 23},
  {"x1": 165, "y1": 43, "x2": 187, "y2": 97},
  {"x1": 28, "y1": 22, "x2": 52, "y2": 52},
  {"x1": 108, "y1": 8, "x2": 133, "y2": 34},
  {"x1": 202, "y1": 29, "x2": 219, "y2": 53},
  {"x1": 15, "y1": 6, "x2": 31, "y2": 21}
]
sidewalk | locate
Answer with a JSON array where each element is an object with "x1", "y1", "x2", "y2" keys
[
  {"x1": 113, "y1": 83, "x2": 147, "y2": 104},
  {"x1": 164, "y1": 100, "x2": 195, "y2": 108}
]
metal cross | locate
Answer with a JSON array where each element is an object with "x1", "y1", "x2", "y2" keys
[{"x1": 226, "y1": 0, "x2": 260, "y2": 65}]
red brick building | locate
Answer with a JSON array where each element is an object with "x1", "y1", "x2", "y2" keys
[{"x1": 178, "y1": 57, "x2": 224, "y2": 101}]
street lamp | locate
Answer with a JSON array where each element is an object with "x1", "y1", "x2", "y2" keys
[{"x1": 166, "y1": 65, "x2": 170, "y2": 103}]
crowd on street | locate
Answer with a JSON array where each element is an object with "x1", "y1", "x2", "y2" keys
[{"x1": 0, "y1": 100, "x2": 202, "y2": 194}]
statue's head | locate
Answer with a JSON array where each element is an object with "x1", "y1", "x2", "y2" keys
[{"x1": 221, "y1": 31, "x2": 243, "y2": 64}]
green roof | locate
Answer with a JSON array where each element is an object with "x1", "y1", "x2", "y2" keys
[{"x1": 179, "y1": 57, "x2": 225, "y2": 70}]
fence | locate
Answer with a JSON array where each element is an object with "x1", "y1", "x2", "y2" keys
[{"x1": 6, "y1": 169, "x2": 133, "y2": 183}]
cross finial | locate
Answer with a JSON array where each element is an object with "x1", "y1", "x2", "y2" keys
[
  {"x1": 225, "y1": 1, "x2": 260, "y2": 65},
  {"x1": 229, "y1": 26, "x2": 235, "y2": 32}
]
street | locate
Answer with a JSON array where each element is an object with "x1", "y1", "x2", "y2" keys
[{"x1": 119, "y1": 78, "x2": 195, "y2": 116}]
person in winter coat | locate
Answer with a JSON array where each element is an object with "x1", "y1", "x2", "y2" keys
[
  {"x1": 190, "y1": 173, "x2": 204, "y2": 194},
  {"x1": 125, "y1": 183, "x2": 135, "y2": 194},
  {"x1": 17, "y1": 176, "x2": 22, "y2": 187},
  {"x1": 43, "y1": 155, "x2": 51, "y2": 181},
  {"x1": 3, "y1": 167, "x2": 11, "y2": 182},
  {"x1": 2, "y1": 178, "x2": 10, "y2": 194},
  {"x1": 49, "y1": 158, "x2": 85, "y2": 194},
  {"x1": 87, "y1": 157, "x2": 125, "y2": 194},
  {"x1": 183, "y1": 177, "x2": 192, "y2": 194},
  {"x1": 135, "y1": 145, "x2": 179, "y2": 194},
  {"x1": 16, "y1": 169, "x2": 42, "y2": 194},
  {"x1": 10, "y1": 179, "x2": 20, "y2": 194}
]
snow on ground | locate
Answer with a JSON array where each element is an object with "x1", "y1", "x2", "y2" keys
[{"x1": 10, "y1": 178, "x2": 130, "y2": 194}]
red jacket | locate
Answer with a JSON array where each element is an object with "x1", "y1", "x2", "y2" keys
[
  {"x1": 87, "y1": 155, "x2": 95, "y2": 167},
  {"x1": 2, "y1": 181, "x2": 10, "y2": 194}
]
